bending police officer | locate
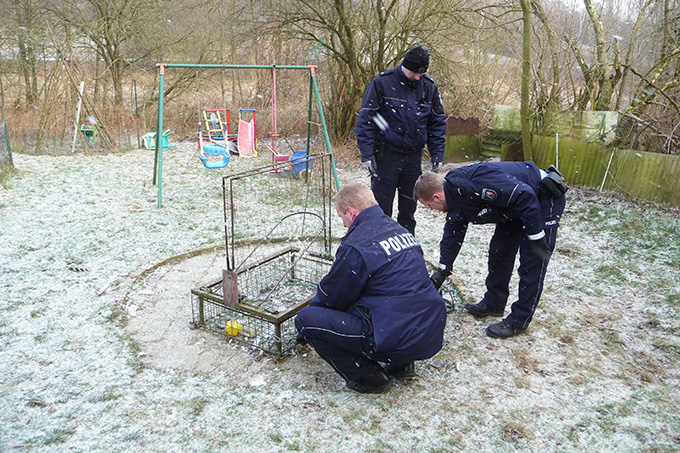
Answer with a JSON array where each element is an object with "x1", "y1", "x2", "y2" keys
[{"x1": 413, "y1": 162, "x2": 567, "y2": 338}]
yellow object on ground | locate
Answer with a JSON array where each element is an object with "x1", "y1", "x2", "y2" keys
[{"x1": 225, "y1": 320, "x2": 242, "y2": 336}]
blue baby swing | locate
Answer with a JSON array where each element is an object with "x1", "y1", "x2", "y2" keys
[{"x1": 197, "y1": 116, "x2": 230, "y2": 169}]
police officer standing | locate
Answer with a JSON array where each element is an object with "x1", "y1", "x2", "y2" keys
[
  {"x1": 413, "y1": 162, "x2": 567, "y2": 338},
  {"x1": 295, "y1": 183, "x2": 447, "y2": 393},
  {"x1": 356, "y1": 45, "x2": 447, "y2": 236}
]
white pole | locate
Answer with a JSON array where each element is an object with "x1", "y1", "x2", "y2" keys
[
  {"x1": 70, "y1": 81, "x2": 85, "y2": 153},
  {"x1": 600, "y1": 149, "x2": 615, "y2": 191},
  {"x1": 555, "y1": 132, "x2": 559, "y2": 170}
]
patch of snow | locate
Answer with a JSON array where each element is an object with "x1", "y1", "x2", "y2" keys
[{"x1": 0, "y1": 145, "x2": 678, "y2": 451}]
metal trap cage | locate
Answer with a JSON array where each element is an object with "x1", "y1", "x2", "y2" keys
[
  {"x1": 190, "y1": 242, "x2": 332, "y2": 355},
  {"x1": 191, "y1": 153, "x2": 336, "y2": 355}
]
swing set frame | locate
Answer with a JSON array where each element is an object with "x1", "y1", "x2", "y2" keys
[{"x1": 151, "y1": 63, "x2": 341, "y2": 207}]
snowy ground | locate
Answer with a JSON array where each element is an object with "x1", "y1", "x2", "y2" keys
[{"x1": 1, "y1": 143, "x2": 679, "y2": 452}]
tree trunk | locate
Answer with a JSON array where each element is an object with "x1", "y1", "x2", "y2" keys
[
  {"x1": 584, "y1": 0, "x2": 613, "y2": 110},
  {"x1": 615, "y1": 0, "x2": 660, "y2": 109},
  {"x1": 532, "y1": 0, "x2": 560, "y2": 110},
  {"x1": 520, "y1": 0, "x2": 533, "y2": 161},
  {"x1": 111, "y1": 58, "x2": 124, "y2": 107},
  {"x1": 17, "y1": 33, "x2": 38, "y2": 105}
]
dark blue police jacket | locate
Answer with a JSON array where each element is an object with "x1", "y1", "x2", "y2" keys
[
  {"x1": 440, "y1": 161, "x2": 564, "y2": 269},
  {"x1": 310, "y1": 204, "x2": 446, "y2": 362},
  {"x1": 356, "y1": 65, "x2": 447, "y2": 162}
]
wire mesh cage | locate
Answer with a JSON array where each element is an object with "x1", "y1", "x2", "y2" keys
[
  {"x1": 191, "y1": 153, "x2": 336, "y2": 355},
  {"x1": 191, "y1": 248, "x2": 331, "y2": 355},
  {"x1": 222, "y1": 153, "x2": 335, "y2": 268}
]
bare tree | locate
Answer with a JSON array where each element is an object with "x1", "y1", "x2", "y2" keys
[
  {"x1": 531, "y1": 0, "x2": 562, "y2": 134},
  {"x1": 49, "y1": 0, "x2": 164, "y2": 107},
  {"x1": 608, "y1": 0, "x2": 680, "y2": 152},
  {"x1": 562, "y1": 0, "x2": 623, "y2": 110},
  {"x1": 1, "y1": 0, "x2": 42, "y2": 105},
  {"x1": 614, "y1": 0, "x2": 662, "y2": 109},
  {"x1": 263, "y1": 0, "x2": 470, "y2": 139}
]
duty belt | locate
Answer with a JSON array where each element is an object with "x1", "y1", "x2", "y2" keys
[{"x1": 538, "y1": 165, "x2": 568, "y2": 198}]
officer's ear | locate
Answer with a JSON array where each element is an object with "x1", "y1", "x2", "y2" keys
[{"x1": 346, "y1": 205, "x2": 359, "y2": 221}]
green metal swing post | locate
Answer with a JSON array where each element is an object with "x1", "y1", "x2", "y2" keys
[
  {"x1": 153, "y1": 64, "x2": 166, "y2": 207},
  {"x1": 309, "y1": 66, "x2": 340, "y2": 190}
]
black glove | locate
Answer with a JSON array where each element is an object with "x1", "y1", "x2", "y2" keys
[
  {"x1": 431, "y1": 161, "x2": 443, "y2": 172},
  {"x1": 430, "y1": 270, "x2": 450, "y2": 290},
  {"x1": 362, "y1": 159, "x2": 377, "y2": 176},
  {"x1": 529, "y1": 236, "x2": 552, "y2": 259}
]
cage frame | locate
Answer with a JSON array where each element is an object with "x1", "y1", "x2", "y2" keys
[
  {"x1": 222, "y1": 152, "x2": 335, "y2": 271},
  {"x1": 189, "y1": 153, "x2": 336, "y2": 355}
]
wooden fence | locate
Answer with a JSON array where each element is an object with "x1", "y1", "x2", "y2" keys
[{"x1": 532, "y1": 135, "x2": 680, "y2": 209}]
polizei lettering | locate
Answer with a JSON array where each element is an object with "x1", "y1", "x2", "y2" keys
[{"x1": 379, "y1": 233, "x2": 419, "y2": 256}]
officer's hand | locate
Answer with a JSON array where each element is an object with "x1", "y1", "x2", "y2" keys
[
  {"x1": 431, "y1": 161, "x2": 443, "y2": 172},
  {"x1": 430, "y1": 270, "x2": 450, "y2": 290},
  {"x1": 362, "y1": 159, "x2": 377, "y2": 176},
  {"x1": 529, "y1": 236, "x2": 552, "y2": 259}
]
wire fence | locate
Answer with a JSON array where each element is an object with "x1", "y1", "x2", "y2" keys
[{"x1": 0, "y1": 121, "x2": 13, "y2": 170}]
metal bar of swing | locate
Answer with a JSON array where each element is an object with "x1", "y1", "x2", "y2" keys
[
  {"x1": 165, "y1": 64, "x2": 313, "y2": 70},
  {"x1": 271, "y1": 67, "x2": 278, "y2": 158},
  {"x1": 152, "y1": 63, "x2": 340, "y2": 208},
  {"x1": 153, "y1": 65, "x2": 166, "y2": 207},
  {"x1": 310, "y1": 66, "x2": 340, "y2": 190}
]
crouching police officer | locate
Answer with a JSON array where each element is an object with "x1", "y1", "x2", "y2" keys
[
  {"x1": 295, "y1": 183, "x2": 447, "y2": 393},
  {"x1": 413, "y1": 162, "x2": 567, "y2": 339}
]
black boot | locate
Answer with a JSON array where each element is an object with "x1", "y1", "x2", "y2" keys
[
  {"x1": 486, "y1": 319, "x2": 527, "y2": 339},
  {"x1": 295, "y1": 332, "x2": 308, "y2": 345},
  {"x1": 346, "y1": 368, "x2": 393, "y2": 394},
  {"x1": 464, "y1": 300, "x2": 504, "y2": 318},
  {"x1": 384, "y1": 362, "x2": 416, "y2": 378}
]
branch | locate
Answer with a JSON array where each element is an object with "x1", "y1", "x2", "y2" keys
[{"x1": 625, "y1": 64, "x2": 680, "y2": 113}]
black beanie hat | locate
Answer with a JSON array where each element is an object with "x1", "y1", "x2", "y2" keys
[{"x1": 402, "y1": 45, "x2": 430, "y2": 74}]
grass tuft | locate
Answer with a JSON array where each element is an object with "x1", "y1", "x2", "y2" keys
[
  {"x1": 559, "y1": 332, "x2": 575, "y2": 344},
  {"x1": 501, "y1": 420, "x2": 534, "y2": 441},
  {"x1": 594, "y1": 264, "x2": 626, "y2": 282}
]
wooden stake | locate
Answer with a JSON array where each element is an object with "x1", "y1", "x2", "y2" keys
[{"x1": 600, "y1": 149, "x2": 615, "y2": 191}]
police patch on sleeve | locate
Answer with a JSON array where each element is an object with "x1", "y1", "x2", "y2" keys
[{"x1": 481, "y1": 188, "x2": 497, "y2": 201}]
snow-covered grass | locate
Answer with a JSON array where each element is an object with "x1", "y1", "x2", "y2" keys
[{"x1": 1, "y1": 143, "x2": 679, "y2": 452}]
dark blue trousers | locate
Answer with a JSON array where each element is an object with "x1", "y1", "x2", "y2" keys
[
  {"x1": 295, "y1": 305, "x2": 388, "y2": 381},
  {"x1": 371, "y1": 150, "x2": 422, "y2": 235},
  {"x1": 482, "y1": 195, "x2": 566, "y2": 329}
]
